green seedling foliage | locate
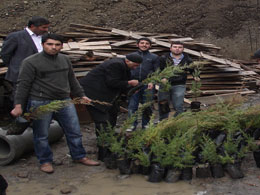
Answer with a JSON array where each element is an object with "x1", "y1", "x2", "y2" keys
[{"x1": 200, "y1": 135, "x2": 220, "y2": 164}]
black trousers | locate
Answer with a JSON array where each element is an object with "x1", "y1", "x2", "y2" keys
[{"x1": 86, "y1": 102, "x2": 119, "y2": 133}]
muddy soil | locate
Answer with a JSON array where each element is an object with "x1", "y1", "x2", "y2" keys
[
  {"x1": 0, "y1": 0, "x2": 260, "y2": 60},
  {"x1": 2, "y1": 95, "x2": 260, "y2": 195}
]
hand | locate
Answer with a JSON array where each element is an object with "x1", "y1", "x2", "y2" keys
[
  {"x1": 194, "y1": 77, "x2": 200, "y2": 82},
  {"x1": 81, "y1": 96, "x2": 92, "y2": 104},
  {"x1": 128, "y1": 80, "x2": 139, "y2": 87},
  {"x1": 147, "y1": 83, "x2": 154, "y2": 90},
  {"x1": 161, "y1": 78, "x2": 168, "y2": 84},
  {"x1": 11, "y1": 104, "x2": 23, "y2": 117}
]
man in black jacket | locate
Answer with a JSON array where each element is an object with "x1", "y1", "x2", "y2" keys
[
  {"x1": 79, "y1": 53, "x2": 142, "y2": 133},
  {"x1": 158, "y1": 41, "x2": 193, "y2": 120}
]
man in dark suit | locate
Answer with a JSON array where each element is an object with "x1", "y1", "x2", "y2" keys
[
  {"x1": 1, "y1": 16, "x2": 50, "y2": 109},
  {"x1": 79, "y1": 53, "x2": 143, "y2": 133}
]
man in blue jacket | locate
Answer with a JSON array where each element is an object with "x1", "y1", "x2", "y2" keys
[{"x1": 128, "y1": 38, "x2": 160, "y2": 130}]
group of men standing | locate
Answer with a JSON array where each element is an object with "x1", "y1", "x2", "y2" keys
[{"x1": 0, "y1": 16, "x2": 194, "y2": 174}]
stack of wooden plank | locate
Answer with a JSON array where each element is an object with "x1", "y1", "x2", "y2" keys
[
  {"x1": 60, "y1": 23, "x2": 258, "y2": 103},
  {"x1": 0, "y1": 24, "x2": 258, "y2": 104}
]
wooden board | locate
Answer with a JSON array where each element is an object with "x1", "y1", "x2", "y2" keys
[
  {"x1": 188, "y1": 91, "x2": 255, "y2": 105},
  {"x1": 80, "y1": 41, "x2": 110, "y2": 46},
  {"x1": 79, "y1": 45, "x2": 112, "y2": 50},
  {"x1": 68, "y1": 42, "x2": 80, "y2": 50},
  {"x1": 111, "y1": 40, "x2": 136, "y2": 47},
  {"x1": 170, "y1": 37, "x2": 194, "y2": 42},
  {"x1": 112, "y1": 28, "x2": 143, "y2": 39}
]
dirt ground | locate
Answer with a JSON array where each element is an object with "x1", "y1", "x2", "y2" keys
[
  {"x1": 1, "y1": 96, "x2": 260, "y2": 195},
  {"x1": 0, "y1": 0, "x2": 260, "y2": 60}
]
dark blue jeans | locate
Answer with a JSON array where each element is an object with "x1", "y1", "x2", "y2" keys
[
  {"x1": 27, "y1": 99, "x2": 86, "y2": 164},
  {"x1": 158, "y1": 85, "x2": 186, "y2": 120},
  {"x1": 128, "y1": 85, "x2": 153, "y2": 129}
]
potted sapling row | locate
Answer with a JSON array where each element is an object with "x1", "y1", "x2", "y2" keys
[{"x1": 200, "y1": 135, "x2": 224, "y2": 178}]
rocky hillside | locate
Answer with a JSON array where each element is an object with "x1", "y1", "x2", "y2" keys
[{"x1": 0, "y1": 0, "x2": 260, "y2": 60}]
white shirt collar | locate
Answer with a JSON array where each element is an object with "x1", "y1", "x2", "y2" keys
[{"x1": 25, "y1": 27, "x2": 40, "y2": 37}]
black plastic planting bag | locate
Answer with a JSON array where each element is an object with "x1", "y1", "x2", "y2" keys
[
  {"x1": 117, "y1": 158, "x2": 131, "y2": 175},
  {"x1": 164, "y1": 167, "x2": 181, "y2": 183},
  {"x1": 148, "y1": 164, "x2": 165, "y2": 183},
  {"x1": 158, "y1": 101, "x2": 170, "y2": 115},
  {"x1": 130, "y1": 160, "x2": 141, "y2": 174},
  {"x1": 211, "y1": 164, "x2": 225, "y2": 178},
  {"x1": 215, "y1": 133, "x2": 226, "y2": 146},
  {"x1": 253, "y1": 128, "x2": 260, "y2": 140},
  {"x1": 140, "y1": 165, "x2": 151, "y2": 175},
  {"x1": 181, "y1": 167, "x2": 193, "y2": 180},
  {"x1": 98, "y1": 146, "x2": 110, "y2": 162},
  {"x1": 225, "y1": 162, "x2": 244, "y2": 179},
  {"x1": 104, "y1": 153, "x2": 118, "y2": 169},
  {"x1": 196, "y1": 165, "x2": 212, "y2": 178},
  {"x1": 253, "y1": 150, "x2": 260, "y2": 168},
  {"x1": 6, "y1": 116, "x2": 31, "y2": 135},
  {"x1": 191, "y1": 101, "x2": 201, "y2": 112}
]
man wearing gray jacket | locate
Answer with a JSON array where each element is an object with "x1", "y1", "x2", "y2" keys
[{"x1": 11, "y1": 33, "x2": 100, "y2": 174}]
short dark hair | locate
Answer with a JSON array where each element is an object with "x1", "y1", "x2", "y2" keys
[
  {"x1": 42, "y1": 33, "x2": 63, "y2": 44},
  {"x1": 137, "y1": 37, "x2": 152, "y2": 45},
  {"x1": 28, "y1": 16, "x2": 50, "y2": 27},
  {"x1": 170, "y1": 41, "x2": 184, "y2": 47}
]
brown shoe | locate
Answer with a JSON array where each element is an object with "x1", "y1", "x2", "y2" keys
[
  {"x1": 40, "y1": 163, "x2": 54, "y2": 174},
  {"x1": 74, "y1": 157, "x2": 100, "y2": 166}
]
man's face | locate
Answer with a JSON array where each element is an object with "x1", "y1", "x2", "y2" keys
[
  {"x1": 126, "y1": 59, "x2": 140, "y2": 69},
  {"x1": 170, "y1": 44, "x2": 184, "y2": 56},
  {"x1": 42, "y1": 39, "x2": 63, "y2": 55},
  {"x1": 30, "y1": 24, "x2": 50, "y2": 35},
  {"x1": 137, "y1": 40, "x2": 151, "y2": 51}
]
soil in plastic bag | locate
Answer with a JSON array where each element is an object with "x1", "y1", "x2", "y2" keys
[
  {"x1": 253, "y1": 150, "x2": 260, "y2": 168},
  {"x1": 117, "y1": 158, "x2": 131, "y2": 175},
  {"x1": 6, "y1": 116, "x2": 31, "y2": 135},
  {"x1": 253, "y1": 128, "x2": 260, "y2": 140},
  {"x1": 98, "y1": 146, "x2": 111, "y2": 162},
  {"x1": 164, "y1": 167, "x2": 181, "y2": 183},
  {"x1": 181, "y1": 167, "x2": 193, "y2": 180},
  {"x1": 191, "y1": 101, "x2": 201, "y2": 112},
  {"x1": 148, "y1": 163, "x2": 165, "y2": 183},
  {"x1": 140, "y1": 165, "x2": 151, "y2": 175},
  {"x1": 196, "y1": 165, "x2": 212, "y2": 178},
  {"x1": 130, "y1": 160, "x2": 141, "y2": 174},
  {"x1": 104, "y1": 153, "x2": 118, "y2": 169},
  {"x1": 225, "y1": 162, "x2": 244, "y2": 179},
  {"x1": 211, "y1": 164, "x2": 225, "y2": 178}
]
